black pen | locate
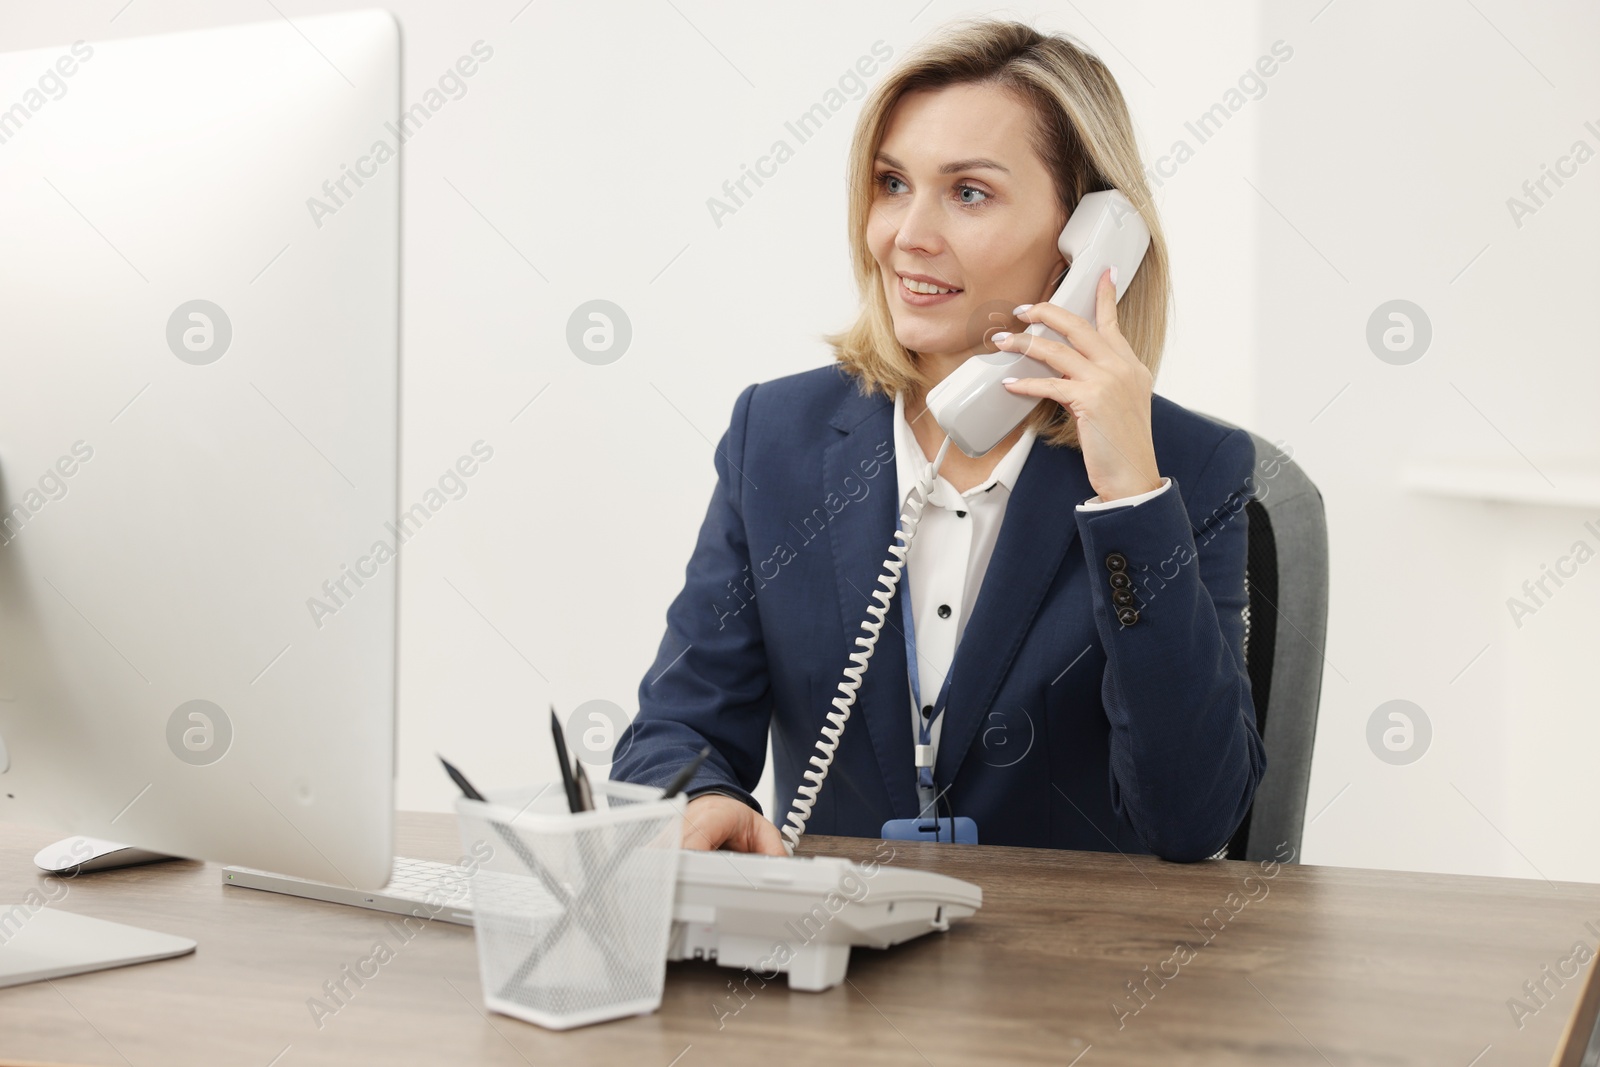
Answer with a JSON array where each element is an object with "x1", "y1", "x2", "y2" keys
[
  {"x1": 437, "y1": 753, "x2": 606, "y2": 956},
  {"x1": 661, "y1": 745, "x2": 712, "y2": 801},
  {"x1": 437, "y1": 753, "x2": 486, "y2": 802},
  {"x1": 550, "y1": 706, "x2": 580, "y2": 814}
]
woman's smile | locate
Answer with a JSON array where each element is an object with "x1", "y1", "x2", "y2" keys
[{"x1": 897, "y1": 271, "x2": 964, "y2": 307}]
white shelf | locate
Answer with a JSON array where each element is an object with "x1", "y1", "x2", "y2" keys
[{"x1": 1402, "y1": 458, "x2": 1600, "y2": 510}]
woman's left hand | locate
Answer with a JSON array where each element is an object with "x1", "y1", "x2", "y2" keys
[{"x1": 999, "y1": 267, "x2": 1163, "y2": 504}]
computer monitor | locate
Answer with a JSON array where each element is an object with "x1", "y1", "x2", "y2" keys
[{"x1": 0, "y1": 8, "x2": 401, "y2": 979}]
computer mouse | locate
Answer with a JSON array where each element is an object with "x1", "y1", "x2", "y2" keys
[{"x1": 33, "y1": 836, "x2": 179, "y2": 875}]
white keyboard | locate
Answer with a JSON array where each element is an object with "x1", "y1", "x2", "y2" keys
[
  {"x1": 224, "y1": 849, "x2": 981, "y2": 991},
  {"x1": 225, "y1": 856, "x2": 483, "y2": 925}
]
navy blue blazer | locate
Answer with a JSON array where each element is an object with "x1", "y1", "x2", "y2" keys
[{"x1": 612, "y1": 363, "x2": 1265, "y2": 862}]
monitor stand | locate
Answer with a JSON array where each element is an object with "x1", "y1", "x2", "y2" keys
[{"x1": 0, "y1": 907, "x2": 195, "y2": 988}]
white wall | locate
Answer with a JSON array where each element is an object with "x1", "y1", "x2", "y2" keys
[
  {"x1": 1254, "y1": 0, "x2": 1600, "y2": 880},
  {"x1": 11, "y1": 0, "x2": 1589, "y2": 881}
]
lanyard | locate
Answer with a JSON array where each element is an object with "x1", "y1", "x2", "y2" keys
[{"x1": 900, "y1": 568, "x2": 956, "y2": 791}]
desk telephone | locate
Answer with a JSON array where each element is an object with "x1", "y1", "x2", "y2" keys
[{"x1": 778, "y1": 188, "x2": 1153, "y2": 853}]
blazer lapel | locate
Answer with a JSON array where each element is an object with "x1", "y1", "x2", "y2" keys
[
  {"x1": 933, "y1": 436, "x2": 1093, "y2": 790},
  {"x1": 822, "y1": 386, "x2": 920, "y2": 817}
]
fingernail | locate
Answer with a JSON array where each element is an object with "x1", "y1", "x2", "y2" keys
[
  {"x1": 1012, "y1": 303, "x2": 1033, "y2": 316},
  {"x1": 991, "y1": 331, "x2": 1012, "y2": 343},
  {"x1": 1001, "y1": 377, "x2": 1018, "y2": 385},
  {"x1": 1109, "y1": 265, "x2": 1119, "y2": 287}
]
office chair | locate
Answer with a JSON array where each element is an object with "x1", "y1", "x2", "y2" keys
[{"x1": 1199, "y1": 416, "x2": 1329, "y2": 863}]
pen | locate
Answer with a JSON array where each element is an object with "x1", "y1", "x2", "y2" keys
[
  {"x1": 660, "y1": 745, "x2": 712, "y2": 801},
  {"x1": 550, "y1": 706, "x2": 580, "y2": 814},
  {"x1": 436, "y1": 753, "x2": 486, "y2": 802},
  {"x1": 436, "y1": 753, "x2": 610, "y2": 960}
]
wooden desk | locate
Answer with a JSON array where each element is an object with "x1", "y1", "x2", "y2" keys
[{"x1": 1, "y1": 814, "x2": 1596, "y2": 1066}]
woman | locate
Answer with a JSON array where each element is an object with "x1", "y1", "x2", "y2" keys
[{"x1": 612, "y1": 18, "x2": 1264, "y2": 862}]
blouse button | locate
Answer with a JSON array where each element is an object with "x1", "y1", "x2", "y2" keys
[{"x1": 937, "y1": 604, "x2": 952, "y2": 619}]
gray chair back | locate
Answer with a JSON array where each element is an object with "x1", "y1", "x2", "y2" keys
[{"x1": 1201, "y1": 415, "x2": 1329, "y2": 863}]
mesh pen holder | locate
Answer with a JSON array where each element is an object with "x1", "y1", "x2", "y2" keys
[{"x1": 454, "y1": 780, "x2": 685, "y2": 1030}]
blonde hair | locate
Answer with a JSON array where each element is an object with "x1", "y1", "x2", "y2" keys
[{"x1": 824, "y1": 17, "x2": 1170, "y2": 451}]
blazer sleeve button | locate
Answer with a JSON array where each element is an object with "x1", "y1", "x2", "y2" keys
[
  {"x1": 1116, "y1": 606, "x2": 1140, "y2": 626},
  {"x1": 1109, "y1": 571, "x2": 1132, "y2": 590},
  {"x1": 1105, "y1": 552, "x2": 1128, "y2": 572},
  {"x1": 1112, "y1": 588, "x2": 1136, "y2": 607}
]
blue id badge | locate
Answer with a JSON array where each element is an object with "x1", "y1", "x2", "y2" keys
[{"x1": 881, "y1": 817, "x2": 978, "y2": 844}]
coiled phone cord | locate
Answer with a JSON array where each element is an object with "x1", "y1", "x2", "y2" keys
[{"x1": 779, "y1": 433, "x2": 955, "y2": 854}]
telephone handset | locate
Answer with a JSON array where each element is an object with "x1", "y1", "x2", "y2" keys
[
  {"x1": 925, "y1": 188, "x2": 1153, "y2": 458},
  {"x1": 776, "y1": 189, "x2": 1151, "y2": 853}
]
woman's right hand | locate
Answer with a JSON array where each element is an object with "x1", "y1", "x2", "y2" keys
[{"x1": 681, "y1": 793, "x2": 788, "y2": 855}]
